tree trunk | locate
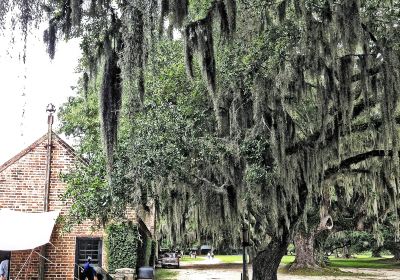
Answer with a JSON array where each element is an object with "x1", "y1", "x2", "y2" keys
[
  {"x1": 291, "y1": 215, "x2": 333, "y2": 270},
  {"x1": 387, "y1": 242, "x2": 400, "y2": 260},
  {"x1": 393, "y1": 250, "x2": 400, "y2": 261},
  {"x1": 343, "y1": 245, "x2": 351, "y2": 258},
  {"x1": 371, "y1": 246, "x2": 382, "y2": 258},
  {"x1": 290, "y1": 231, "x2": 318, "y2": 270},
  {"x1": 248, "y1": 247, "x2": 255, "y2": 264},
  {"x1": 252, "y1": 237, "x2": 289, "y2": 280}
]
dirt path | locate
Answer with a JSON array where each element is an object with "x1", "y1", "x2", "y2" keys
[
  {"x1": 176, "y1": 264, "x2": 244, "y2": 280},
  {"x1": 173, "y1": 263, "x2": 400, "y2": 280}
]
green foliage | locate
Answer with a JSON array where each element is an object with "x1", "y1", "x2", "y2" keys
[
  {"x1": 240, "y1": 136, "x2": 271, "y2": 165},
  {"x1": 155, "y1": 269, "x2": 179, "y2": 280},
  {"x1": 188, "y1": 0, "x2": 214, "y2": 20},
  {"x1": 59, "y1": 70, "x2": 130, "y2": 229},
  {"x1": 106, "y1": 222, "x2": 139, "y2": 273},
  {"x1": 245, "y1": 164, "x2": 267, "y2": 185},
  {"x1": 105, "y1": 222, "x2": 155, "y2": 273},
  {"x1": 57, "y1": 75, "x2": 101, "y2": 159},
  {"x1": 127, "y1": 39, "x2": 211, "y2": 182},
  {"x1": 324, "y1": 231, "x2": 374, "y2": 256},
  {"x1": 60, "y1": 155, "x2": 109, "y2": 229}
]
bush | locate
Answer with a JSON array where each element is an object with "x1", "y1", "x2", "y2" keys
[{"x1": 106, "y1": 222, "x2": 139, "y2": 273}]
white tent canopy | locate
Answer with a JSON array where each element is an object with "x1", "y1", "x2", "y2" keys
[{"x1": 0, "y1": 209, "x2": 59, "y2": 251}]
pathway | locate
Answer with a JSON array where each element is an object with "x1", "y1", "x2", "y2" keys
[{"x1": 172, "y1": 263, "x2": 400, "y2": 280}]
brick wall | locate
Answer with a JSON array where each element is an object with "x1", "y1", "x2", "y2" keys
[{"x1": 0, "y1": 133, "x2": 105, "y2": 280}]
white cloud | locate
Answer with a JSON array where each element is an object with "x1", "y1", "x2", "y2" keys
[{"x1": 0, "y1": 25, "x2": 81, "y2": 164}]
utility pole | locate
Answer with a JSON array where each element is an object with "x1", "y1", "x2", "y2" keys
[{"x1": 39, "y1": 103, "x2": 56, "y2": 280}]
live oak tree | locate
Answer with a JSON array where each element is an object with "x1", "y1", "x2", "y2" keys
[
  {"x1": 3, "y1": 1, "x2": 400, "y2": 279},
  {"x1": 292, "y1": 172, "x2": 398, "y2": 269}
]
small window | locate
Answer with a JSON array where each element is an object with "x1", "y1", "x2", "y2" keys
[{"x1": 75, "y1": 238, "x2": 102, "y2": 279}]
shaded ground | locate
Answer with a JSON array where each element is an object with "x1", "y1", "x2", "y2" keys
[
  {"x1": 154, "y1": 255, "x2": 400, "y2": 279},
  {"x1": 340, "y1": 268, "x2": 400, "y2": 280},
  {"x1": 166, "y1": 261, "x2": 400, "y2": 280},
  {"x1": 176, "y1": 263, "x2": 246, "y2": 280}
]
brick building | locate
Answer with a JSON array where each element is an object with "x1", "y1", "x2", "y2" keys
[{"x1": 0, "y1": 128, "x2": 154, "y2": 279}]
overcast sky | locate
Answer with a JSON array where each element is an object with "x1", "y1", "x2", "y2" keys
[{"x1": 0, "y1": 25, "x2": 81, "y2": 164}]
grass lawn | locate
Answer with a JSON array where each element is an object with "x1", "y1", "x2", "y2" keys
[
  {"x1": 156, "y1": 254, "x2": 400, "y2": 279},
  {"x1": 281, "y1": 254, "x2": 400, "y2": 272},
  {"x1": 329, "y1": 255, "x2": 400, "y2": 269},
  {"x1": 281, "y1": 255, "x2": 295, "y2": 264},
  {"x1": 214, "y1": 255, "x2": 304, "y2": 265},
  {"x1": 180, "y1": 256, "x2": 207, "y2": 262},
  {"x1": 279, "y1": 266, "x2": 367, "y2": 277},
  {"x1": 215, "y1": 255, "x2": 244, "y2": 263},
  {"x1": 155, "y1": 254, "x2": 400, "y2": 279},
  {"x1": 275, "y1": 253, "x2": 400, "y2": 277},
  {"x1": 155, "y1": 269, "x2": 179, "y2": 280},
  {"x1": 181, "y1": 254, "x2": 246, "y2": 263},
  {"x1": 183, "y1": 254, "x2": 400, "y2": 270}
]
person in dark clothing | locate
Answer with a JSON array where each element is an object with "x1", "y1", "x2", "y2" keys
[
  {"x1": 80, "y1": 257, "x2": 96, "y2": 280},
  {"x1": 94, "y1": 266, "x2": 104, "y2": 280}
]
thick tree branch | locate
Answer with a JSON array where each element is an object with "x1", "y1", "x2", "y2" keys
[
  {"x1": 351, "y1": 65, "x2": 381, "y2": 83},
  {"x1": 324, "y1": 150, "x2": 392, "y2": 180},
  {"x1": 361, "y1": 23, "x2": 378, "y2": 44},
  {"x1": 352, "y1": 97, "x2": 378, "y2": 119},
  {"x1": 193, "y1": 174, "x2": 227, "y2": 194},
  {"x1": 286, "y1": 116, "x2": 400, "y2": 155},
  {"x1": 326, "y1": 168, "x2": 370, "y2": 179}
]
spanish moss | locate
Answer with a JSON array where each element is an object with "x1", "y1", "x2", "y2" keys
[{"x1": 100, "y1": 49, "x2": 121, "y2": 172}]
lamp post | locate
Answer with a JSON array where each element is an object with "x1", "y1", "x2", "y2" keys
[
  {"x1": 242, "y1": 223, "x2": 249, "y2": 280},
  {"x1": 44, "y1": 103, "x2": 55, "y2": 212},
  {"x1": 39, "y1": 103, "x2": 56, "y2": 280}
]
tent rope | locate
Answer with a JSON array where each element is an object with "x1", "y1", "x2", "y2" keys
[
  {"x1": 15, "y1": 250, "x2": 34, "y2": 280},
  {"x1": 34, "y1": 251, "x2": 54, "y2": 264}
]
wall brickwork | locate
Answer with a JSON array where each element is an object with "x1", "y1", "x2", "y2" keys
[{"x1": 0, "y1": 133, "x2": 104, "y2": 280}]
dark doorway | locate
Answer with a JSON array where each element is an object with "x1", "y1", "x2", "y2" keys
[
  {"x1": 0, "y1": 251, "x2": 10, "y2": 280},
  {"x1": 74, "y1": 238, "x2": 102, "y2": 279}
]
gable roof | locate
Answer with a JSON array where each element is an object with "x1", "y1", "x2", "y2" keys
[{"x1": 0, "y1": 132, "x2": 79, "y2": 173}]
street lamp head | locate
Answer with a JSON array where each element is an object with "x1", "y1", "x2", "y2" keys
[{"x1": 46, "y1": 103, "x2": 56, "y2": 114}]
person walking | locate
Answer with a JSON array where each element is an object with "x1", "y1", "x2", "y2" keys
[{"x1": 80, "y1": 257, "x2": 96, "y2": 280}]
